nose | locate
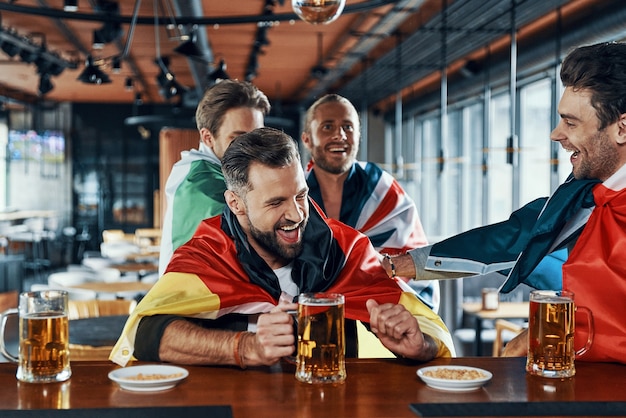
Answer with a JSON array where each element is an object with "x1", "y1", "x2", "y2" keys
[
  {"x1": 334, "y1": 126, "x2": 347, "y2": 141},
  {"x1": 550, "y1": 121, "x2": 565, "y2": 143},
  {"x1": 284, "y1": 198, "x2": 305, "y2": 224}
]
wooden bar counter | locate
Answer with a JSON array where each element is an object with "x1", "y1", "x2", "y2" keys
[{"x1": 1, "y1": 357, "x2": 626, "y2": 417}]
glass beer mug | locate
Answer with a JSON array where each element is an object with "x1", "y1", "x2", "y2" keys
[
  {"x1": 295, "y1": 293, "x2": 346, "y2": 384},
  {"x1": 526, "y1": 290, "x2": 593, "y2": 378},
  {"x1": 0, "y1": 290, "x2": 71, "y2": 383}
]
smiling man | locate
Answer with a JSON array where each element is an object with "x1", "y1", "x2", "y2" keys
[
  {"x1": 302, "y1": 94, "x2": 439, "y2": 312},
  {"x1": 384, "y1": 41, "x2": 626, "y2": 364},
  {"x1": 158, "y1": 80, "x2": 270, "y2": 275},
  {"x1": 110, "y1": 127, "x2": 455, "y2": 367}
]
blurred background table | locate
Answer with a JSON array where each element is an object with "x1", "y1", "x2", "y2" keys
[{"x1": 462, "y1": 301, "x2": 529, "y2": 356}]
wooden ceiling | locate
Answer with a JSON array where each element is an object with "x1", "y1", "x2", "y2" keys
[
  {"x1": 0, "y1": 0, "x2": 619, "y2": 114},
  {"x1": 0, "y1": 0, "x2": 422, "y2": 108}
]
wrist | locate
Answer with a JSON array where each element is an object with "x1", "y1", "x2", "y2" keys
[
  {"x1": 382, "y1": 253, "x2": 397, "y2": 279},
  {"x1": 233, "y1": 331, "x2": 247, "y2": 369}
]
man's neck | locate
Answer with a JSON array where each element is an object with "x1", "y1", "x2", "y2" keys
[{"x1": 312, "y1": 167, "x2": 350, "y2": 220}]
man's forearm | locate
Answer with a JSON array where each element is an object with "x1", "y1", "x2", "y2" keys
[{"x1": 159, "y1": 319, "x2": 247, "y2": 366}]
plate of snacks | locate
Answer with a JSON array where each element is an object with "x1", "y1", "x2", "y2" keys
[
  {"x1": 417, "y1": 365, "x2": 492, "y2": 392},
  {"x1": 108, "y1": 365, "x2": 189, "y2": 392}
]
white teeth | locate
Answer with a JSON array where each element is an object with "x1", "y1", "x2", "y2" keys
[
  {"x1": 329, "y1": 147, "x2": 346, "y2": 152},
  {"x1": 281, "y1": 224, "x2": 298, "y2": 231}
]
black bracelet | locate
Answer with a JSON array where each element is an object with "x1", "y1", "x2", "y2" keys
[{"x1": 383, "y1": 253, "x2": 397, "y2": 278}]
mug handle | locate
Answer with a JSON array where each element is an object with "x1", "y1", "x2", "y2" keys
[
  {"x1": 575, "y1": 305, "x2": 594, "y2": 357},
  {"x1": 0, "y1": 308, "x2": 19, "y2": 363}
]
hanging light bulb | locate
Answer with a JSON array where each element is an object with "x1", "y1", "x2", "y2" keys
[{"x1": 292, "y1": 0, "x2": 346, "y2": 25}]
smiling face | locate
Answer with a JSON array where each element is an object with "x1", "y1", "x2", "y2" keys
[
  {"x1": 302, "y1": 100, "x2": 360, "y2": 175},
  {"x1": 551, "y1": 87, "x2": 626, "y2": 181},
  {"x1": 227, "y1": 161, "x2": 309, "y2": 268},
  {"x1": 199, "y1": 107, "x2": 265, "y2": 159}
]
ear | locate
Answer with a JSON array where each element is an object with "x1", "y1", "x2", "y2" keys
[
  {"x1": 301, "y1": 131, "x2": 312, "y2": 150},
  {"x1": 224, "y1": 190, "x2": 245, "y2": 215},
  {"x1": 199, "y1": 128, "x2": 215, "y2": 148}
]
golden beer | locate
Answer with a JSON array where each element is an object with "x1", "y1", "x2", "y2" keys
[
  {"x1": 17, "y1": 312, "x2": 71, "y2": 383},
  {"x1": 526, "y1": 290, "x2": 575, "y2": 378},
  {"x1": 295, "y1": 293, "x2": 346, "y2": 384}
]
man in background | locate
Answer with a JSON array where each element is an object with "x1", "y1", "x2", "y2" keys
[
  {"x1": 159, "y1": 80, "x2": 270, "y2": 275},
  {"x1": 301, "y1": 94, "x2": 439, "y2": 311}
]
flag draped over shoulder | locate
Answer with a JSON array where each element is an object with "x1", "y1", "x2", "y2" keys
[
  {"x1": 306, "y1": 161, "x2": 427, "y2": 253},
  {"x1": 110, "y1": 201, "x2": 455, "y2": 366},
  {"x1": 563, "y1": 184, "x2": 626, "y2": 363},
  {"x1": 306, "y1": 160, "x2": 438, "y2": 310}
]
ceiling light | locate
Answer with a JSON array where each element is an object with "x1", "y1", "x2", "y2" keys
[
  {"x1": 0, "y1": 40, "x2": 19, "y2": 58},
  {"x1": 208, "y1": 59, "x2": 230, "y2": 83},
  {"x1": 112, "y1": 55, "x2": 122, "y2": 73},
  {"x1": 93, "y1": 24, "x2": 122, "y2": 49},
  {"x1": 63, "y1": 0, "x2": 78, "y2": 12},
  {"x1": 124, "y1": 76, "x2": 133, "y2": 91},
  {"x1": 155, "y1": 56, "x2": 186, "y2": 100},
  {"x1": 77, "y1": 55, "x2": 111, "y2": 84},
  {"x1": 92, "y1": 1, "x2": 122, "y2": 49},
  {"x1": 19, "y1": 48, "x2": 39, "y2": 64},
  {"x1": 174, "y1": 30, "x2": 207, "y2": 62},
  {"x1": 38, "y1": 73, "x2": 53, "y2": 95},
  {"x1": 292, "y1": 0, "x2": 346, "y2": 25}
]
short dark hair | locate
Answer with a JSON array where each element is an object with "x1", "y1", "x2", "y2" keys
[
  {"x1": 560, "y1": 42, "x2": 626, "y2": 129},
  {"x1": 222, "y1": 127, "x2": 300, "y2": 195},
  {"x1": 195, "y1": 79, "x2": 270, "y2": 134}
]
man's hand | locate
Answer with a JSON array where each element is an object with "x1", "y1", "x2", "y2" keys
[
  {"x1": 501, "y1": 328, "x2": 528, "y2": 357},
  {"x1": 244, "y1": 302, "x2": 297, "y2": 366},
  {"x1": 366, "y1": 299, "x2": 436, "y2": 361}
]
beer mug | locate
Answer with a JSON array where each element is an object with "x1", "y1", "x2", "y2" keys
[
  {"x1": 0, "y1": 290, "x2": 71, "y2": 383},
  {"x1": 295, "y1": 293, "x2": 346, "y2": 384},
  {"x1": 526, "y1": 290, "x2": 593, "y2": 378}
]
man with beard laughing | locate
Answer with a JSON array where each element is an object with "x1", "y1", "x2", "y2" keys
[
  {"x1": 110, "y1": 127, "x2": 455, "y2": 367},
  {"x1": 384, "y1": 42, "x2": 626, "y2": 364}
]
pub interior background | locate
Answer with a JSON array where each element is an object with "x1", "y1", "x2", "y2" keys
[{"x1": 0, "y1": 0, "x2": 624, "y2": 355}]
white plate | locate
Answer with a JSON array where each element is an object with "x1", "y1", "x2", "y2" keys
[
  {"x1": 417, "y1": 365, "x2": 492, "y2": 392},
  {"x1": 108, "y1": 365, "x2": 189, "y2": 392}
]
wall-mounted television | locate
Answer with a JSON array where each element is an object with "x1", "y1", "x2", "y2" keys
[{"x1": 8, "y1": 129, "x2": 65, "y2": 163}]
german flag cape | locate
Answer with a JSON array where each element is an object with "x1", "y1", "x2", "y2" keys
[{"x1": 110, "y1": 201, "x2": 454, "y2": 366}]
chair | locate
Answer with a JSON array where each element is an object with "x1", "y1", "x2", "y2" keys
[
  {"x1": 68, "y1": 299, "x2": 136, "y2": 361},
  {"x1": 134, "y1": 228, "x2": 161, "y2": 249},
  {"x1": 0, "y1": 290, "x2": 18, "y2": 312},
  {"x1": 492, "y1": 319, "x2": 525, "y2": 357},
  {"x1": 32, "y1": 283, "x2": 98, "y2": 301},
  {"x1": 68, "y1": 299, "x2": 136, "y2": 320}
]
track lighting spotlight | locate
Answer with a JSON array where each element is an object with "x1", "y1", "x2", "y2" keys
[
  {"x1": 0, "y1": 40, "x2": 19, "y2": 57},
  {"x1": 124, "y1": 76, "x2": 133, "y2": 91},
  {"x1": 38, "y1": 73, "x2": 54, "y2": 95},
  {"x1": 208, "y1": 59, "x2": 230, "y2": 83},
  {"x1": 92, "y1": 1, "x2": 122, "y2": 49},
  {"x1": 155, "y1": 56, "x2": 186, "y2": 100},
  {"x1": 174, "y1": 30, "x2": 207, "y2": 62},
  {"x1": 63, "y1": 0, "x2": 78, "y2": 12},
  {"x1": 112, "y1": 55, "x2": 122, "y2": 73},
  {"x1": 77, "y1": 55, "x2": 111, "y2": 84}
]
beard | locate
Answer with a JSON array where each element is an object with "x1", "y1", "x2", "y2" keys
[
  {"x1": 573, "y1": 129, "x2": 619, "y2": 181},
  {"x1": 247, "y1": 218, "x2": 307, "y2": 261},
  {"x1": 310, "y1": 144, "x2": 358, "y2": 175}
]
